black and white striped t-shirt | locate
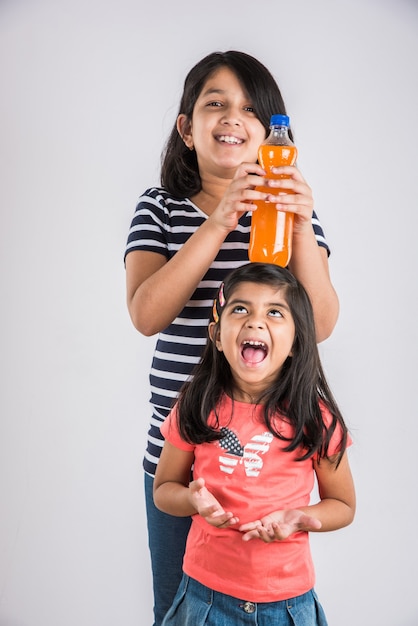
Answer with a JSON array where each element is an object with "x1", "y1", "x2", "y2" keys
[{"x1": 125, "y1": 187, "x2": 329, "y2": 476}]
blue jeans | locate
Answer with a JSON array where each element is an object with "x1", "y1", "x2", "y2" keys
[
  {"x1": 144, "y1": 472, "x2": 192, "y2": 626},
  {"x1": 161, "y1": 574, "x2": 329, "y2": 626}
]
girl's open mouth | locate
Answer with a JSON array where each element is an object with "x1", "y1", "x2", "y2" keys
[{"x1": 241, "y1": 340, "x2": 268, "y2": 364}]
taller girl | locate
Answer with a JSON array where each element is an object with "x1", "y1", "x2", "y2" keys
[{"x1": 124, "y1": 50, "x2": 339, "y2": 625}]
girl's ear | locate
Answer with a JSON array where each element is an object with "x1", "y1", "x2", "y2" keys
[
  {"x1": 177, "y1": 114, "x2": 194, "y2": 150},
  {"x1": 208, "y1": 322, "x2": 222, "y2": 351}
]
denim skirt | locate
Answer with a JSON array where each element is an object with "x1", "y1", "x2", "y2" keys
[{"x1": 161, "y1": 574, "x2": 329, "y2": 626}]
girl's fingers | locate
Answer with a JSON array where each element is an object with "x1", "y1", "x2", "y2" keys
[
  {"x1": 270, "y1": 165, "x2": 305, "y2": 180},
  {"x1": 233, "y1": 161, "x2": 266, "y2": 178}
]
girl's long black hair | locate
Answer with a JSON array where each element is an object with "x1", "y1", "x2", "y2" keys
[
  {"x1": 161, "y1": 50, "x2": 291, "y2": 199},
  {"x1": 175, "y1": 263, "x2": 348, "y2": 466}
]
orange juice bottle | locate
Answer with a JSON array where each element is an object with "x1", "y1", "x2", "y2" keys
[{"x1": 248, "y1": 114, "x2": 297, "y2": 267}]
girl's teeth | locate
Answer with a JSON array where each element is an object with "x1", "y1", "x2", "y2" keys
[{"x1": 219, "y1": 136, "x2": 242, "y2": 144}]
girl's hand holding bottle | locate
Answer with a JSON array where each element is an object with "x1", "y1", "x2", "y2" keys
[
  {"x1": 206, "y1": 162, "x2": 267, "y2": 234},
  {"x1": 268, "y1": 165, "x2": 315, "y2": 236},
  {"x1": 208, "y1": 161, "x2": 315, "y2": 240}
]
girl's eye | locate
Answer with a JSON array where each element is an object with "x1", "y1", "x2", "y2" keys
[
  {"x1": 268, "y1": 309, "x2": 283, "y2": 318},
  {"x1": 207, "y1": 101, "x2": 222, "y2": 107},
  {"x1": 243, "y1": 105, "x2": 255, "y2": 113},
  {"x1": 232, "y1": 305, "x2": 247, "y2": 314}
]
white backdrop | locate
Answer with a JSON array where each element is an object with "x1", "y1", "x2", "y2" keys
[{"x1": 1, "y1": 0, "x2": 418, "y2": 624}]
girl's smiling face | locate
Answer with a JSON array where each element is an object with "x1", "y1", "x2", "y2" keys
[
  {"x1": 177, "y1": 66, "x2": 266, "y2": 179},
  {"x1": 210, "y1": 281, "x2": 295, "y2": 402}
]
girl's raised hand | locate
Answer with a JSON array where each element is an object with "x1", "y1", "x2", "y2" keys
[
  {"x1": 189, "y1": 478, "x2": 239, "y2": 528},
  {"x1": 210, "y1": 163, "x2": 314, "y2": 238},
  {"x1": 239, "y1": 509, "x2": 321, "y2": 543},
  {"x1": 209, "y1": 162, "x2": 271, "y2": 234}
]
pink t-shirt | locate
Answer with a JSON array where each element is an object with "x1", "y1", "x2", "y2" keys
[{"x1": 161, "y1": 394, "x2": 350, "y2": 602}]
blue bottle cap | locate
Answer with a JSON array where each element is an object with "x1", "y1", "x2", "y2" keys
[{"x1": 270, "y1": 114, "x2": 290, "y2": 127}]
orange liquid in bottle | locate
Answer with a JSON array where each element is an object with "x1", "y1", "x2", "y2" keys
[{"x1": 249, "y1": 144, "x2": 298, "y2": 267}]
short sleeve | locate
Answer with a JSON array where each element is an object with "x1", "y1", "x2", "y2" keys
[
  {"x1": 124, "y1": 188, "x2": 170, "y2": 261},
  {"x1": 320, "y1": 403, "x2": 353, "y2": 456},
  {"x1": 160, "y1": 406, "x2": 196, "y2": 452},
  {"x1": 312, "y1": 210, "x2": 330, "y2": 256}
]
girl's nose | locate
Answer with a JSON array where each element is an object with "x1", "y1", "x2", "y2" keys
[
  {"x1": 245, "y1": 316, "x2": 265, "y2": 329},
  {"x1": 221, "y1": 107, "x2": 242, "y2": 126}
]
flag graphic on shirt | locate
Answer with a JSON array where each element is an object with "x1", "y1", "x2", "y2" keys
[{"x1": 218, "y1": 427, "x2": 273, "y2": 477}]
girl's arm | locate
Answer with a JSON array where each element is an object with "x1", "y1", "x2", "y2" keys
[
  {"x1": 126, "y1": 163, "x2": 339, "y2": 340},
  {"x1": 289, "y1": 234, "x2": 339, "y2": 344},
  {"x1": 153, "y1": 441, "x2": 197, "y2": 516},
  {"x1": 126, "y1": 164, "x2": 266, "y2": 336},
  {"x1": 153, "y1": 442, "x2": 239, "y2": 526},
  {"x1": 239, "y1": 451, "x2": 355, "y2": 542},
  {"x1": 270, "y1": 165, "x2": 339, "y2": 342},
  {"x1": 126, "y1": 217, "x2": 230, "y2": 337},
  {"x1": 302, "y1": 450, "x2": 356, "y2": 531}
]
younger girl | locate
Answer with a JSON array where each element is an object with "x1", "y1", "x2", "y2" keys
[{"x1": 154, "y1": 262, "x2": 355, "y2": 626}]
